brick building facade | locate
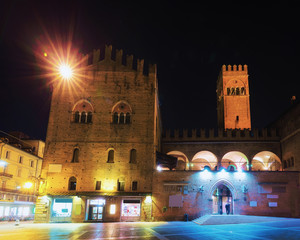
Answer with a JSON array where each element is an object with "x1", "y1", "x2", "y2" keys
[{"x1": 34, "y1": 46, "x2": 299, "y2": 223}]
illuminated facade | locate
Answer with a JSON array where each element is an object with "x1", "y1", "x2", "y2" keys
[
  {"x1": 34, "y1": 46, "x2": 299, "y2": 223},
  {"x1": 0, "y1": 131, "x2": 44, "y2": 221},
  {"x1": 34, "y1": 46, "x2": 160, "y2": 223}
]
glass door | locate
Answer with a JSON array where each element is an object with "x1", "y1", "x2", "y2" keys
[{"x1": 89, "y1": 205, "x2": 103, "y2": 220}]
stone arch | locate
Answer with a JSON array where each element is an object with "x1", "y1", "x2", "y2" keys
[
  {"x1": 191, "y1": 151, "x2": 218, "y2": 170},
  {"x1": 209, "y1": 179, "x2": 237, "y2": 198},
  {"x1": 221, "y1": 151, "x2": 249, "y2": 171},
  {"x1": 167, "y1": 151, "x2": 189, "y2": 170},
  {"x1": 252, "y1": 151, "x2": 281, "y2": 171},
  {"x1": 72, "y1": 99, "x2": 94, "y2": 112},
  {"x1": 209, "y1": 179, "x2": 236, "y2": 214}
]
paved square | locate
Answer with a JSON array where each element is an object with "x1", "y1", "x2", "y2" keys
[{"x1": 0, "y1": 216, "x2": 300, "y2": 240}]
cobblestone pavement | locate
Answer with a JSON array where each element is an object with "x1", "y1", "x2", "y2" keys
[{"x1": 0, "y1": 216, "x2": 300, "y2": 240}]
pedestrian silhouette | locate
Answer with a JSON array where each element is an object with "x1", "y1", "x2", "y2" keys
[{"x1": 225, "y1": 203, "x2": 230, "y2": 215}]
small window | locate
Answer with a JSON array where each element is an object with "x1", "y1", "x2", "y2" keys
[
  {"x1": 19, "y1": 156, "x2": 23, "y2": 164},
  {"x1": 74, "y1": 111, "x2": 80, "y2": 123},
  {"x1": 119, "y1": 113, "x2": 125, "y2": 124},
  {"x1": 129, "y1": 149, "x2": 137, "y2": 164},
  {"x1": 132, "y1": 181, "x2": 138, "y2": 191},
  {"x1": 17, "y1": 169, "x2": 22, "y2": 177},
  {"x1": 236, "y1": 87, "x2": 240, "y2": 95},
  {"x1": 95, "y1": 181, "x2": 101, "y2": 190},
  {"x1": 107, "y1": 150, "x2": 114, "y2": 163},
  {"x1": 81, "y1": 112, "x2": 87, "y2": 123},
  {"x1": 236, "y1": 116, "x2": 239, "y2": 121},
  {"x1": 118, "y1": 180, "x2": 125, "y2": 191},
  {"x1": 71, "y1": 148, "x2": 79, "y2": 163},
  {"x1": 69, "y1": 177, "x2": 77, "y2": 190},
  {"x1": 30, "y1": 160, "x2": 34, "y2": 168},
  {"x1": 113, "y1": 112, "x2": 119, "y2": 124},
  {"x1": 87, "y1": 112, "x2": 93, "y2": 123},
  {"x1": 283, "y1": 160, "x2": 287, "y2": 169},
  {"x1": 125, "y1": 113, "x2": 131, "y2": 124},
  {"x1": 5, "y1": 151, "x2": 10, "y2": 159}
]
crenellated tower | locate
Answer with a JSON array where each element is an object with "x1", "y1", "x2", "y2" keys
[{"x1": 216, "y1": 64, "x2": 251, "y2": 130}]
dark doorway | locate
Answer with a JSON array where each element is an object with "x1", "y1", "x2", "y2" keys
[{"x1": 212, "y1": 184, "x2": 233, "y2": 214}]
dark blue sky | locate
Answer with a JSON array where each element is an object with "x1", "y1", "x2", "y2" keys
[{"x1": 0, "y1": 1, "x2": 299, "y2": 140}]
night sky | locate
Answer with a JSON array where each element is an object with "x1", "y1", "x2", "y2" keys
[{"x1": 0, "y1": 1, "x2": 299, "y2": 140}]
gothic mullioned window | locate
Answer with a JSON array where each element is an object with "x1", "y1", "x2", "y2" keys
[
  {"x1": 111, "y1": 101, "x2": 132, "y2": 124},
  {"x1": 72, "y1": 99, "x2": 94, "y2": 124}
]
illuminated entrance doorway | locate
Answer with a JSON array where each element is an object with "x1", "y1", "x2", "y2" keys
[{"x1": 212, "y1": 184, "x2": 233, "y2": 215}]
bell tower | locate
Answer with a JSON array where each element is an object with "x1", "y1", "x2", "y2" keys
[{"x1": 217, "y1": 64, "x2": 251, "y2": 130}]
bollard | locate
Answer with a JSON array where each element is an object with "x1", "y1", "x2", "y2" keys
[{"x1": 15, "y1": 219, "x2": 20, "y2": 226}]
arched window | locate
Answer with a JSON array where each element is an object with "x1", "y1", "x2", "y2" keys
[
  {"x1": 117, "y1": 179, "x2": 125, "y2": 191},
  {"x1": 69, "y1": 177, "x2": 77, "y2": 190},
  {"x1": 87, "y1": 112, "x2": 92, "y2": 123},
  {"x1": 81, "y1": 112, "x2": 87, "y2": 123},
  {"x1": 119, "y1": 113, "x2": 125, "y2": 124},
  {"x1": 74, "y1": 111, "x2": 80, "y2": 123},
  {"x1": 107, "y1": 150, "x2": 114, "y2": 163},
  {"x1": 129, "y1": 149, "x2": 137, "y2": 164},
  {"x1": 236, "y1": 87, "x2": 240, "y2": 95},
  {"x1": 71, "y1": 148, "x2": 79, "y2": 163},
  {"x1": 72, "y1": 99, "x2": 94, "y2": 124},
  {"x1": 112, "y1": 101, "x2": 132, "y2": 124},
  {"x1": 125, "y1": 113, "x2": 131, "y2": 124},
  {"x1": 132, "y1": 181, "x2": 138, "y2": 191}
]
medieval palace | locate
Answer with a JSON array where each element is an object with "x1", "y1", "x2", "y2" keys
[{"x1": 34, "y1": 45, "x2": 300, "y2": 222}]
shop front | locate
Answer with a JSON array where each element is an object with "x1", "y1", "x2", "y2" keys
[
  {"x1": 120, "y1": 198, "x2": 141, "y2": 222},
  {"x1": 86, "y1": 198, "x2": 106, "y2": 221},
  {"x1": 0, "y1": 201, "x2": 35, "y2": 221},
  {"x1": 50, "y1": 198, "x2": 73, "y2": 222}
]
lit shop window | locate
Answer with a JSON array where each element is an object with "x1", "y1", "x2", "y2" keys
[
  {"x1": 4, "y1": 207, "x2": 10, "y2": 216},
  {"x1": 0, "y1": 206, "x2": 3, "y2": 217},
  {"x1": 110, "y1": 204, "x2": 116, "y2": 214},
  {"x1": 52, "y1": 199, "x2": 73, "y2": 218},
  {"x1": 10, "y1": 207, "x2": 17, "y2": 216},
  {"x1": 121, "y1": 200, "x2": 141, "y2": 217}
]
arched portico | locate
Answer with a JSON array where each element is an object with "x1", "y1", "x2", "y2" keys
[
  {"x1": 221, "y1": 151, "x2": 249, "y2": 170},
  {"x1": 167, "y1": 151, "x2": 189, "y2": 170},
  {"x1": 252, "y1": 151, "x2": 281, "y2": 171},
  {"x1": 191, "y1": 151, "x2": 218, "y2": 170}
]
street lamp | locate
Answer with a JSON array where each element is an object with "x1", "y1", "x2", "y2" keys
[
  {"x1": 24, "y1": 182, "x2": 33, "y2": 189},
  {"x1": 59, "y1": 63, "x2": 73, "y2": 80}
]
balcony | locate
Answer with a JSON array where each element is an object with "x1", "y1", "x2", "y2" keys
[{"x1": 0, "y1": 172, "x2": 13, "y2": 178}]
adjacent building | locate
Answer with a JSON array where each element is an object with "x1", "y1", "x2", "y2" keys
[
  {"x1": 34, "y1": 46, "x2": 300, "y2": 223},
  {"x1": 0, "y1": 131, "x2": 44, "y2": 221}
]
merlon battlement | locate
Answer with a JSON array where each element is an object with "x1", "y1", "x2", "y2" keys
[
  {"x1": 162, "y1": 128, "x2": 280, "y2": 142},
  {"x1": 221, "y1": 64, "x2": 248, "y2": 75},
  {"x1": 79, "y1": 45, "x2": 156, "y2": 76}
]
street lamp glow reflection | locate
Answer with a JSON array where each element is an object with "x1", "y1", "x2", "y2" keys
[
  {"x1": 24, "y1": 182, "x2": 33, "y2": 189},
  {"x1": 59, "y1": 64, "x2": 73, "y2": 80}
]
